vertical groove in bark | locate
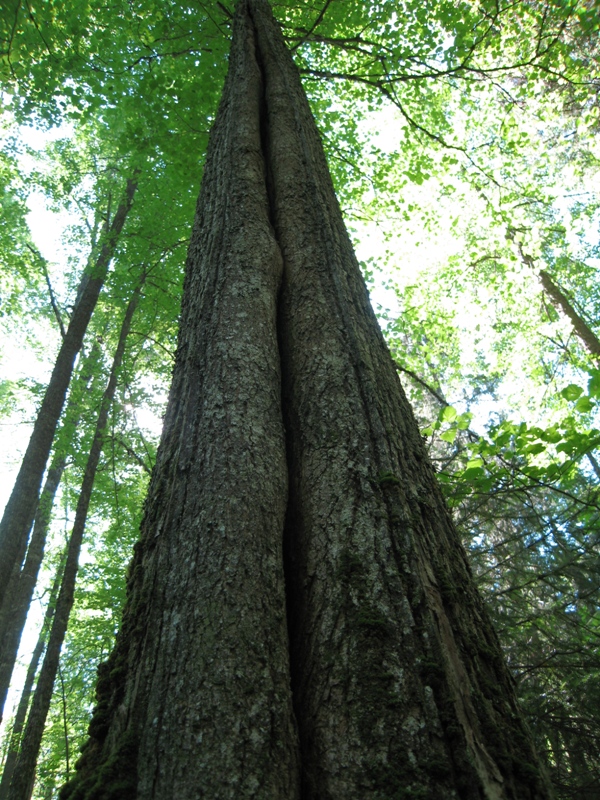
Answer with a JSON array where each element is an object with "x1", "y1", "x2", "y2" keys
[
  {"x1": 61, "y1": 9, "x2": 300, "y2": 798},
  {"x1": 539, "y1": 269, "x2": 600, "y2": 359},
  {"x1": 249, "y1": 0, "x2": 546, "y2": 800},
  {"x1": 0, "y1": 347, "x2": 99, "y2": 723},
  {"x1": 61, "y1": 2, "x2": 552, "y2": 798},
  {"x1": 0, "y1": 175, "x2": 138, "y2": 617},
  {"x1": 7, "y1": 280, "x2": 144, "y2": 800},
  {"x1": 250, "y1": 0, "x2": 551, "y2": 796}
]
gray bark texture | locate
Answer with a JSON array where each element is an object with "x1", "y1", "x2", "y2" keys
[{"x1": 61, "y1": 2, "x2": 553, "y2": 798}]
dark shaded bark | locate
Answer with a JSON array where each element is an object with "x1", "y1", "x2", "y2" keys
[
  {"x1": 0, "y1": 554, "x2": 64, "y2": 800},
  {"x1": 0, "y1": 175, "x2": 138, "y2": 617},
  {"x1": 539, "y1": 269, "x2": 600, "y2": 359},
  {"x1": 0, "y1": 345, "x2": 100, "y2": 723},
  {"x1": 6, "y1": 280, "x2": 144, "y2": 800},
  {"x1": 62, "y1": 2, "x2": 553, "y2": 798}
]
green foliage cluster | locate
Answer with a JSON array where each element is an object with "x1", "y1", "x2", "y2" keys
[{"x1": 412, "y1": 366, "x2": 600, "y2": 796}]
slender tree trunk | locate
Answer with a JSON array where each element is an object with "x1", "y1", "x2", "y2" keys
[
  {"x1": 539, "y1": 269, "x2": 600, "y2": 359},
  {"x1": 7, "y1": 280, "x2": 144, "y2": 800},
  {"x1": 61, "y1": 2, "x2": 553, "y2": 798},
  {"x1": 0, "y1": 462, "x2": 62, "y2": 725},
  {"x1": 0, "y1": 554, "x2": 65, "y2": 800},
  {"x1": 0, "y1": 175, "x2": 138, "y2": 616},
  {"x1": 57, "y1": 665, "x2": 71, "y2": 781},
  {"x1": 0, "y1": 345, "x2": 100, "y2": 722},
  {"x1": 587, "y1": 452, "x2": 600, "y2": 481}
]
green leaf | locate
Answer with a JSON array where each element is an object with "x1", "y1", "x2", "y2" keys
[
  {"x1": 456, "y1": 412, "x2": 473, "y2": 430},
  {"x1": 561, "y1": 384, "x2": 584, "y2": 401},
  {"x1": 574, "y1": 396, "x2": 594, "y2": 413},
  {"x1": 588, "y1": 370, "x2": 600, "y2": 398},
  {"x1": 440, "y1": 429, "x2": 457, "y2": 443},
  {"x1": 440, "y1": 405, "x2": 458, "y2": 422},
  {"x1": 540, "y1": 427, "x2": 563, "y2": 444},
  {"x1": 526, "y1": 443, "x2": 545, "y2": 455},
  {"x1": 462, "y1": 466, "x2": 485, "y2": 480}
]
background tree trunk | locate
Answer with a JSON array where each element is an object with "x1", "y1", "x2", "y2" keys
[
  {"x1": 7, "y1": 279, "x2": 144, "y2": 800},
  {"x1": 0, "y1": 552, "x2": 65, "y2": 800},
  {"x1": 539, "y1": 269, "x2": 600, "y2": 359},
  {"x1": 0, "y1": 175, "x2": 138, "y2": 617},
  {"x1": 0, "y1": 344, "x2": 100, "y2": 722},
  {"x1": 61, "y1": 2, "x2": 553, "y2": 798}
]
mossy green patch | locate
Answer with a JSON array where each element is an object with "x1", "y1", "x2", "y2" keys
[
  {"x1": 337, "y1": 547, "x2": 364, "y2": 582},
  {"x1": 357, "y1": 607, "x2": 393, "y2": 638},
  {"x1": 60, "y1": 731, "x2": 138, "y2": 800},
  {"x1": 377, "y1": 470, "x2": 401, "y2": 487}
]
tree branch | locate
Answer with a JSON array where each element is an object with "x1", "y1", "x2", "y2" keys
[
  {"x1": 114, "y1": 437, "x2": 153, "y2": 475},
  {"x1": 539, "y1": 269, "x2": 600, "y2": 360},
  {"x1": 394, "y1": 362, "x2": 448, "y2": 407},
  {"x1": 25, "y1": 243, "x2": 66, "y2": 338}
]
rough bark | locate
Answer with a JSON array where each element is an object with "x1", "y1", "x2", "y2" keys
[
  {"x1": 62, "y1": 17, "x2": 302, "y2": 794},
  {"x1": 7, "y1": 281, "x2": 144, "y2": 800},
  {"x1": 539, "y1": 269, "x2": 600, "y2": 359},
  {"x1": 61, "y1": 2, "x2": 553, "y2": 798},
  {"x1": 0, "y1": 175, "x2": 138, "y2": 617},
  {"x1": 0, "y1": 345, "x2": 99, "y2": 722}
]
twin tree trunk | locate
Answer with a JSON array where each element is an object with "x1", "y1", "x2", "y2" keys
[{"x1": 62, "y1": 2, "x2": 552, "y2": 798}]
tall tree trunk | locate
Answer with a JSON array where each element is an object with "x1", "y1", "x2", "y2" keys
[
  {"x1": 6, "y1": 279, "x2": 144, "y2": 800},
  {"x1": 539, "y1": 269, "x2": 600, "y2": 359},
  {"x1": 0, "y1": 345, "x2": 100, "y2": 722},
  {"x1": 0, "y1": 554, "x2": 65, "y2": 800},
  {"x1": 0, "y1": 175, "x2": 138, "y2": 616},
  {"x1": 61, "y1": 2, "x2": 553, "y2": 798}
]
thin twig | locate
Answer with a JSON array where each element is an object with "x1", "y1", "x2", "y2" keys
[
  {"x1": 291, "y1": 0, "x2": 334, "y2": 52},
  {"x1": 115, "y1": 437, "x2": 153, "y2": 475}
]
